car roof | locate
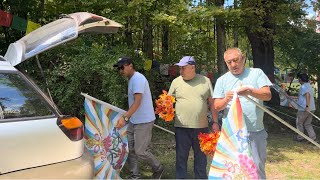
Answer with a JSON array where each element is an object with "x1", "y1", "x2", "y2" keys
[
  {"x1": 0, "y1": 57, "x2": 17, "y2": 71},
  {"x1": 4, "y1": 12, "x2": 122, "y2": 66}
]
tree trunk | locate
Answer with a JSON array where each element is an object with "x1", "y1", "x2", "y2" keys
[
  {"x1": 123, "y1": 0, "x2": 133, "y2": 48},
  {"x1": 233, "y1": 0, "x2": 238, "y2": 47},
  {"x1": 244, "y1": 0, "x2": 276, "y2": 83},
  {"x1": 143, "y1": 16, "x2": 153, "y2": 59},
  {"x1": 125, "y1": 16, "x2": 133, "y2": 48},
  {"x1": 162, "y1": 25, "x2": 169, "y2": 61},
  {"x1": 247, "y1": 33, "x2": 275, "y2": 83},
  {"x1": 214, "y1": 0, "x2": 227, "y2": 75},
  {"x1": 242, "y1": 0, "x2": 276, "y2": 83}
]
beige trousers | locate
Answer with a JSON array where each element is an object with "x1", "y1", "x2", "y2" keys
[{"x1": 296, "y1": 111, "x2": 316, "y2": 140}]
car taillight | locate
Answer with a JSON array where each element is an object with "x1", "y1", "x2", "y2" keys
[{"x1": 58, "y1": 117, "x2": 84, "y2": 141}]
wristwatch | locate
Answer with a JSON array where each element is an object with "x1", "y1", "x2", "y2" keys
[{"x1": 122, "y1": 115, "x2": 129, "y2": 122}]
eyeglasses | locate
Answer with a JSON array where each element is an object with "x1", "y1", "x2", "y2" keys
[
  {"x1": 225, "y1": 57, "x2": 241, "y2": 65},
  {"x1": 117, "y1": 66, "x2": 125, "y2": 70}
]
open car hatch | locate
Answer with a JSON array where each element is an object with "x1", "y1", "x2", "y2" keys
[{"x1": 4, "y1": 12, "x2": 122, "y2": 66}]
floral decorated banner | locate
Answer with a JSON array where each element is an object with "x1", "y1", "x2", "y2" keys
[
  {"x1": 209, "y1": 93, "x2": 258, "y2": 179},
  {"x1": 82, "y1": 93, "x2": 128, "y2": 179}
]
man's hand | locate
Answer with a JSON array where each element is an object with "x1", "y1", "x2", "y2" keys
[
  {"x1": 237, "y1": 86, "x2": 253, "y2": 96},
  {"x1": 225, "y1": 91, "x2": 234, "y2": 102},
  {"x1": 212, "y1": 122, "x2": 220, "y2": 132},
  {"x1": 115, "y1": 116, "x2": 126, "y2": 129},
  {"x1": 305, "y1": 107, "x2": 309, "y2": 111},
  {"x1": 214, "y1": 91, "x2": 233, "y2": 111}
]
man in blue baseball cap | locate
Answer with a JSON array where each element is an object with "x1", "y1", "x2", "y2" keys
[
  {"x1": 295, "y1": 73, "x2": 317, "y2": 143},
  {"x1": 114, "y1": 56, "x2": 164, "y2": 179}
]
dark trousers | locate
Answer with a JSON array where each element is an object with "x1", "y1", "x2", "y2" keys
[{"x1": 175, "y1": 127, "x2": 208, "y2": 179}]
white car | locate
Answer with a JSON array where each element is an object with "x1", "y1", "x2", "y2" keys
[{"x1": 0, "y1": 12, "x2": 122, "y2": 178}]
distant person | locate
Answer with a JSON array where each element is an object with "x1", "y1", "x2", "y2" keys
[
  {"x1": 113, "y1": 56, "x2": 164, "y2": 179},
  {"x1": 294, "y1": 73, "x2": 317, "y2": 142},
  {"x1": 213, "y1": 48, "x2": 272, "y2": 179},
  {"x1": 168, "y1": 56, "x2": 218, "y2": 179}
]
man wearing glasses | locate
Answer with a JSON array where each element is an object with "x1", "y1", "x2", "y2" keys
[
  {"x1": 213, "y1": 48, "x2": 272, "y2": 179},
  {"x1": 168, "y1": 56, "x2": 218, "y2": 179},
  {"x1": 113, "y1": 56, "x2": 164, "y2": 179}
]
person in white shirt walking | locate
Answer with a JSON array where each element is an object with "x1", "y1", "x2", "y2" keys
[
  {"x1": 114, "y1": 56, "x2": 164, "y2": 179},
  {"x1": 294, "y1": 73, "x2": 318, "y2": 142}
]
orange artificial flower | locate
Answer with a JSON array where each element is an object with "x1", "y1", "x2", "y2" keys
[
  {"x1": 198, "y1": 131, "x2": 220, "y2": 156},
  {"x1": 155, "y1": 90, "x2": 175, "y2": 122}
]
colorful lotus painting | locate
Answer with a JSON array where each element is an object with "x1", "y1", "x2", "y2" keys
[
  {"x1": 209, "y1": 93, "x2": 258, "y2": 179},
  {"x1": 82, "y1": 93, "x2": 128, "y2": 179}
]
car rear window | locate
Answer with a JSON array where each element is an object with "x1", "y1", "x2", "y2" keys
[{"x1": 0, "y1": 72, "x2": 55, "y2": 120}]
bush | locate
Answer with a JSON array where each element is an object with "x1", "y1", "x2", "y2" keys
[{"x1": 19, "y1": 37, "x2": 135, "y2": 120}]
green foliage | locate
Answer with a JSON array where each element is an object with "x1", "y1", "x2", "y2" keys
[
  {"x1": 3, "y1": 0, "x2": 320, "y2": 118},
  {"x1": 275, "y1": 28, "x2": 320, "y2": 76},
  {"x1": 19, "y1": 36, "x2": 135, "y2": 119}
]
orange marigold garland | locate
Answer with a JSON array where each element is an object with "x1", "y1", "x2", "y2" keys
[
  {"x1": 198, "y1": 131, "x2": 220, "y2": 156},
  {"x1": 155, "y1": 90, "x2": 175, "y2": 122}
]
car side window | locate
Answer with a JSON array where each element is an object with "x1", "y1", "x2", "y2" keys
[{"x1": 0, "y1": 72, "x2": 55, "y2": 120}]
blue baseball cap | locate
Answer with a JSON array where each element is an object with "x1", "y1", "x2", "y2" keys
[
  {"x1": 175, "y1": 56, "x2": 196, "y2": 66},
  {"x1": 113, "y1": 56, "x2": 132, "y2": 68}
]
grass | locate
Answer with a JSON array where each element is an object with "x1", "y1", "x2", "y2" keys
[
  {"x1": 120, "y1": 123, "x2": 320, "y2": 179},
  {"x1": 266, "y1": 132, "x2": 320, "y2": 179}
]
